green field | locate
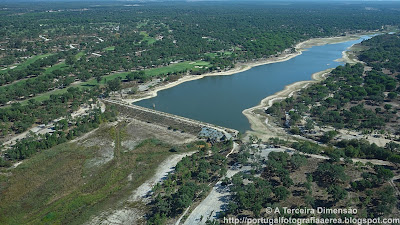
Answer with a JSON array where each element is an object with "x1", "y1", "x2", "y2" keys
[
  {"x1": 146, "y1": 60, "x2": 210, "y2": 76},
  {"x1": 0, "y1": 53, "x2": 53, "y2": 74},
  {"x1": 75, "y1": 51, "x2": 85, "y2": 59},
  {"x1": 80, "y1": 60, "x2": 210, "y2": 86},
  {"x1": 205, "y1": 51, "x2": 233, "y2": 58},
  {"x1": 16, "y1": 60, "x2": 210, "y2": 105},
  {"x1": 139, "y1": 31, "x2": 157, "y2": 45},
  {"x1": 19, "y1": 88, "x2": 71, "y2": 105},
  {"x1": 104, "y1": 46, "x2": 115, "y2": 51},
  {"x1": 43, "y1": 61, "x2": 69, "y2": 75}
]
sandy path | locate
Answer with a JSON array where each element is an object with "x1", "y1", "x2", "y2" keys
[
  {"x1": 129, "y1": 151, "x2": 196, "y2": 203},
  {"x1": 181, "y1": 170, "x2": 238, "y2": 225},
  {"x1": 181, "y1": 147, "x2": 284, "y2": 225},
  {"x1": 294, "y1": 150, "x2": 392, "y2": 166},
  {"x1": 177, "y1": 143, "x2": 239, "y2": 225},
  {"x1": 390, "y1": 175, "x2": 400, "y2": 196}
]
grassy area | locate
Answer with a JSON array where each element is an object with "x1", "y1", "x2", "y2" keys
[
  {"x1": 146, "y1": 60, "x2": 210, "y2": 76},
  {"x1": 0, "y1": 123, "x2": 197, "y2": 225},
  {"x1": 104, "y1": 46, "x2": 115, "y2": 51},
  {"x1": 75, "y1": 51, "x2": 85, "y2": 59},
  {"x1": 43, "y1": 61, "x2": 68, "y2": 75},
  {"x1": 205, "y1": 51, "x2": 233, "y2": 58},
  {"x1": 3, "y1": 61, "x2": 70, "y2": 106},
  {"x1": 140, "y1": 31, "x2": 157, "y2": 45},
  {"x1": 19, "y1": 88, "x2": 71, "y2": 105},
  {"x1": 79, "y1": 60, "x2": 210, "y2": 86},
  {"x1": 136, "y1": 21, "x2": 148, "y2": 28},
  {"x1": 17, "y1": 60, "x2": 210, "y2": 105},
  {"x1": 2, "y1": 52, "x2": 86, "y2": 105},
  {"x1": 0, "y1": 53, "x2": 53, "y2": 74}
]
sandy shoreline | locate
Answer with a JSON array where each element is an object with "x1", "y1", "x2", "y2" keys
[
  {"x1": 120, "y1": 33, "x2": 367, "y2": 104},
  {"x1": 242, "y1": 68, "x2": 333, "y2": 140},
  {"x1": 124, "y1": 50, "x2": 302, "y2": 104},
  {"x1": 242, "y1": 34, "x2": 366, "y2": 139},
  {"x1": 118, "y1": 32, "x2": 373, "y2": 139}
]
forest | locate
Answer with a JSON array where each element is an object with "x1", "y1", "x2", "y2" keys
[{"x1": 223, "y1": 142, "x2": 397, "y2": 221}]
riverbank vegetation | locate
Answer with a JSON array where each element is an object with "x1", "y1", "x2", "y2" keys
[{"x1": 266, "y1": 34, "x2": 400, "y2": 143}]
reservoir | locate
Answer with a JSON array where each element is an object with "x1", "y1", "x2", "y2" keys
[{"x1": 136, "y1": 36, "x2": 372, "y2": 133}]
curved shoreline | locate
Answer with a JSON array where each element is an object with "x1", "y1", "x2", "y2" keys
[
  {"x1": 242, "y1": 68, "x2": 333, "y2": 139},
  {"x1": 242, "y1": 36, "x2": 365, "y2": 139},
  {"x1": 125, "y1": 50, "x2": 302, "y2": 104},
  {"x1": 120, "y1": 33, "x2": 366, "y2": 104},
  {"x1": 119, "y1": 33, "x2": 373, "y2": 139}
]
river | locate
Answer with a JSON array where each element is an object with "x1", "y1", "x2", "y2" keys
[{"x1": 135, "y1": 36, "x2": 372, "y2": 133}]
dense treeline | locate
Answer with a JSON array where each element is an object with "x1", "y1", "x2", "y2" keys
[
  {"x1": 291, "y1": 138, "x2": 400, "y2": 164},
  {"x1": 267, "y1": 63, "x2": 398, "y2": 130},
  {"x1": 359, "y1": 34, "x2": 400, "y2": 73}
]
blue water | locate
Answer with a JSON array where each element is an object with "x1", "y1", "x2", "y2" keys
[{"x1": 136, "y1": 36, "x2": 372, "y2": 133}]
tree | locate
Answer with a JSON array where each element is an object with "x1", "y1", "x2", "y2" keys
[
  {"x1": 305, "y1": 119, "x2": 314, "y2": 131},
  {"x1": 304, "y1": 194, "x2": 315, "y2": 207},
  {"x1": 314, "y1": 162, "x2": 348, "y2": 186},
  {"x1": 106, "y1": 78, "x2": 121, "y2": 92},
  {"x1": 384, "y1": 104, "x2": 392, "y2": 111},
  {"x1": 320, "y1": 130, "x2": 338, "y2": 143},
  {"x1": 96, "y1": 75, "x2": 103, "y2": 83},
  {"x1": 385, "y1": 141, "x2": 400, "y2": 152},
  {"x1": 281, "y1": 175, "x2": 294, "y2": 188},
  {"x1": 126, "y1": 72, "x2": 135, "y2": 81},
  {"x1": 374, "y1": 165, "x2": 394, "y2": 182},
  {"x1": 290, "y1": 153, "x2": 307, "y2": 170},
  {"x1": 327, "y1": 185, "x2": 347, "y2": 202},
  {"x1": 65, "y1": 55, "x2": 75, "y2": 65},
  {"x1": 375, "y1": 107, "x2": 382, "y2": 114},
  {"x1": 273, "y1": 186, "x2": 290, "y2": 201},
  {"x1": 376, "y1": 186, "x2": 396, "y2": 215},
  {"x1": 387, "y1": 92, "x2": 397, "y2": 100}
]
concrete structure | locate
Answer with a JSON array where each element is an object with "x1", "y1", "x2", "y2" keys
[{"x1": 103, "y1": 99, "x2": 239, "y2": 139}]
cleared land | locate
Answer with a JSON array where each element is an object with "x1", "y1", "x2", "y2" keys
[{"x1": 0, "y1": 118, "x2": 199, "y2": 225}]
